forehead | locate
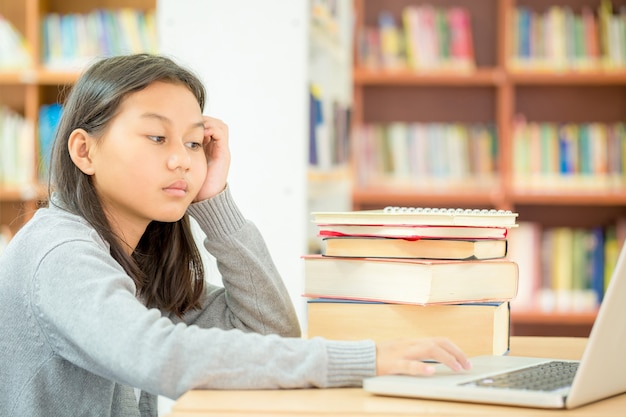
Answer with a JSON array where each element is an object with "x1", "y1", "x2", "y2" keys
[{"x1": 120, "y1": 81, "x2": 202, "y2": 117}]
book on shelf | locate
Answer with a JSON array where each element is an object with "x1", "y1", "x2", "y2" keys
[
  {"x1": 353, "y1": 123, "x2": 499, "y2": 190},
  {"x1": 321, "y1": 236, "x2": 507, "y2": 260},
  {"x1": 510, "y1": 1, "x2": 626, "y2": 71},
  {"x1": 38, "y1": 103, "x2": 63, "y2": 182},
  {"x1": 308, "y1": 84, "x2": 351, "y2": 170},
  {"x1": 302, "y1": 254, "x2": 518, "y2": 305},
  {"x1": 512, "y1": 118, "x2": 625, "y2": 191},
  {"x1": 312, "y1": 206, "x2": 518, "y2": 227},
  {"x1": 378, "y1": 11, "x2": 405, "y2": 70},
  {"x1": 0, "y1": 14, "x2": 31, "y2": 69},
  {"x1": 538, "y1": 227, "x2": 602, "y2": 312},
  {"x1": 307, "y1": 299, "x2": 510, "y2": 356},
  {"x1": 446, "y1": 6, "x2": 475, "y2": 70},
  {"x1": 41, "y1": 8, "x2": 158, "y2": 70},
  {"x1": 0, "y1": 106, "x2": 34, "y2": 187},
  {"x1": 318, "y1": 224, "x2": 510, "y2": 240},
  {"x1": 359, "y1": 4, "x2": 475, "y2": 71},
  {"x1": 506, "y1": 220, "x2": 626, "y2": 313}
]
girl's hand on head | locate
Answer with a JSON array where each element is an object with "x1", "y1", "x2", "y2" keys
[
  {"x1": 194, "y1": 116, "x2": 231, "y2": 202},
  {"x1": 376, "y1": 337, "x2": 472, "y2": 376}
]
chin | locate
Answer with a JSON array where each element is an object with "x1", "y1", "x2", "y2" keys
[{"x1": 155, "y1": 211, "x2": 187, "y2": 223}]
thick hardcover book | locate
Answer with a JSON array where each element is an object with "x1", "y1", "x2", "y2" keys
[
  {"x1": 302, "y1": 255, "x2": 518, "y2": 304},
  {"x1": 321, "y1": 237, "x2": 507, "y2": 260},
  {"x1": 307, "y1": 300, "x2": 510, "y2": 356},
  {"x1": 312, "y1": 206, "x2": 518, "y2": 227}
]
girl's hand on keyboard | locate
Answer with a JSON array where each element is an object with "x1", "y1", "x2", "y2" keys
[{"x1": 375, "y1": 337, "x2": 472, "y2": 376}]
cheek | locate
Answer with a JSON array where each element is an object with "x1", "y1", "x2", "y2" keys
[
  {"x1": 100, "y1": 144, "x2": 159, "y2": 190},
  {"x1": 191, "y1": 154, "x2": 208, "y2": 182}
]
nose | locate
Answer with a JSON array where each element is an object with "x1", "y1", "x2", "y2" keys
[{"x1": 166, "y1": 142, "x2": 191, "y2": 171}]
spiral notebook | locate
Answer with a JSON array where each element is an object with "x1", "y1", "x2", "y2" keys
[
  {"x1": 363, "y1": 238, "x2": 626, "y2": 409},
  {"x1": 312, "y1": 207, "x2": 518, "y2": 228}
]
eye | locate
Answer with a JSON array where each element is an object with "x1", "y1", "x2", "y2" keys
[
  {"x1": 186, "y1": 140, "x2": 203, "y2": 150},
  {"x1": 147, "y1": 135, "x2": 166, "y2": 143}
]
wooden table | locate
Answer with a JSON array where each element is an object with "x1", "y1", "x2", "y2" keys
[{"x1": 165, "y1": 336, "x2": 626, "y2": 416}]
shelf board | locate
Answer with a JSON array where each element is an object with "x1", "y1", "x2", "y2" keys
[
  {"x1": 36, "y1": 69, "x2": 81, "y2": 85},
  {"x1": 0, "y1": 184, "x2": 47, "y2": 202},
  {"x1": 353, "y1": 68, "x2": 626, "y2": 86},
  {"x1": 511, "y1": 191, "x2": 626, "y2": 206},
  {"x1": 511, "y1": 310, "x2": 597, "y2": 326},
  {"x1": 0, "y1": 69, "x2": 81, "y2": 85},
  {"x1": 0, "y1": 71, "x2": 27, "y2": 84},
  {"x1": 510, "y1": 70, "x2": 626, "y2": 85},
  {"x1": 353, "y1": 67, "x2": 504, "y2": 86}
]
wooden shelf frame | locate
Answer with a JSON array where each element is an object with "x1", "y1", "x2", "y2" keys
[
  {"x1": 353, "y1": 67, "x2": 506, "y2": 86},
  {"x1": 512, "y1": 310, "x2": 597, "y2": 325},
  {"x1": 511, "y1": 310, "x2": 597, "y2": 337}
]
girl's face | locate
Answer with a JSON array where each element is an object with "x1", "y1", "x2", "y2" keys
[{"x1": 87, "y1": 81, "x2": 207, "y2": 239}]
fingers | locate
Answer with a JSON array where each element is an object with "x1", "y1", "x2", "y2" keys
[
  {"x1": 193, "y1": 116, "x2": 231, "y2": 202},
  {"x1": 421, "y1": 337, "x2": 472, "y2": 373},
  {"x1": 404, "y1": 359, "x2": 436, "y2": 376},
  {"x1": 376, "y1": 337, "x2": 472, "y2": 377},
  {"x1": 203, "y1": 116, "x2": 228, "y2": 146}
]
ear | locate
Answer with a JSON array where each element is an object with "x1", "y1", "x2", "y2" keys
[{"x1": 68, "y1": 128, "x2": 96, "y2": 175}]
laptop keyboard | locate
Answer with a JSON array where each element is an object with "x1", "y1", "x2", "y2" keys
[{"x1": 461, "y1": 361, "x2": 579, "y2": 392}]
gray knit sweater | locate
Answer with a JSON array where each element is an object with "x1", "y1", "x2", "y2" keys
[{"x1": 0, "y1": 187, "x2": 375, "y2": 417}]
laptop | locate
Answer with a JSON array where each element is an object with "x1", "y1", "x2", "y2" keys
[{"x1": 363, "y1": 240, "x2": 626, "y2": 409}]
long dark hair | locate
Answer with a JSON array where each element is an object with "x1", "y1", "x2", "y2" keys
[{"x1": 49, "y1": 54, "x2": 206, "y2": 317}]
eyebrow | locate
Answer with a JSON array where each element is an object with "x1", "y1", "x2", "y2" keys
[{"x1": 140, "y1": 112, "x2": 204, "y2": 130}]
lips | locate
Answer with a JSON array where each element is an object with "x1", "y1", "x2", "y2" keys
[{"x1": 164, "y1": 180, "x2": 188, "y2": 194}]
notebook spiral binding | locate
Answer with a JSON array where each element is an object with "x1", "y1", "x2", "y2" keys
[{"x1": 382, "y1": 207, "x2": 514, "y2": 216}]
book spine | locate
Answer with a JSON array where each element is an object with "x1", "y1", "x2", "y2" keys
[
  {"x1": 0, "y1": 107, "x2": 34, "y2": 187},
  {"x1": 41, "y1": 8, "x2": 157, "y2": 69}
]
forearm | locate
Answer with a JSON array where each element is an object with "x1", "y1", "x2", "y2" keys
[{"x1": 185, "y1": 186, "x2": 301, "y2": 337}]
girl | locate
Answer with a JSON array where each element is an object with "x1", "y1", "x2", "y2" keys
[{"x1": 0, "y1": 54, "x2": 470, "y2": 417}]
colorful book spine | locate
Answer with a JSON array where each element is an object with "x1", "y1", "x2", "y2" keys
[
  {"x1": 353, "y1": 122, "x2": 498, "y2": 190},
  {"x1": 359, "y1": 5, "x2": 475, "y2": 71},
  {"x1": 41, "y1": 8, "x2": 158, "y2": 70},
  {"x1": 511, "y1": 1, "x2": 626, "y2": 70},
  {"x1": 514, "y1": 224, "x2": 620, "y2": 312},
  {"x1": 0, "y1": 107, "x2": 34, "y2": 187},
  {"x1": 0, "y1": 14, "x2": 31, "y2": 69},
  {"x1": 37, "y1": 103, "x2": 63, "y2": 182},
  {"x1": 512, "y1": 120, "x2": 626, "y2": 191}
]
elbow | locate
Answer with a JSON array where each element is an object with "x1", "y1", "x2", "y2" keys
[
  {"x1": 273, "y1": 318, "x2": 302, "y2": 338},
  {"x1": 284, "y1": 325, "x2": 302, "y2": 338}
]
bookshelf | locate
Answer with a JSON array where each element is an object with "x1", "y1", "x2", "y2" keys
[
  {"x1": 351, "y1": 0, "x2": 626, "y2": 336},
  {"x1": 0, "y1": 0, "x2": 155, "y2": 238}
]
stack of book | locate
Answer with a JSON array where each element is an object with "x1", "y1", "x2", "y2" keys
[{"x1": 303, "y1": 207, "x2": 520, "y2": 356}]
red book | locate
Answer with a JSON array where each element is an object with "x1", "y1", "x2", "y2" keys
[
  {"x1": 447, "y1": 7, "x2": 475, "y2": 69},
  {"x1": 318, "y1": 224, "x2": 509, "y2": 240}
]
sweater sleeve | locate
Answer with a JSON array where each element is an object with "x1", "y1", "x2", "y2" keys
[
  {"x1": 30, "y1": 193, "x2": 377, "y2": 399},
  {"x1": 183, "y1": 185, "x2": 301, "y2": 338}
]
